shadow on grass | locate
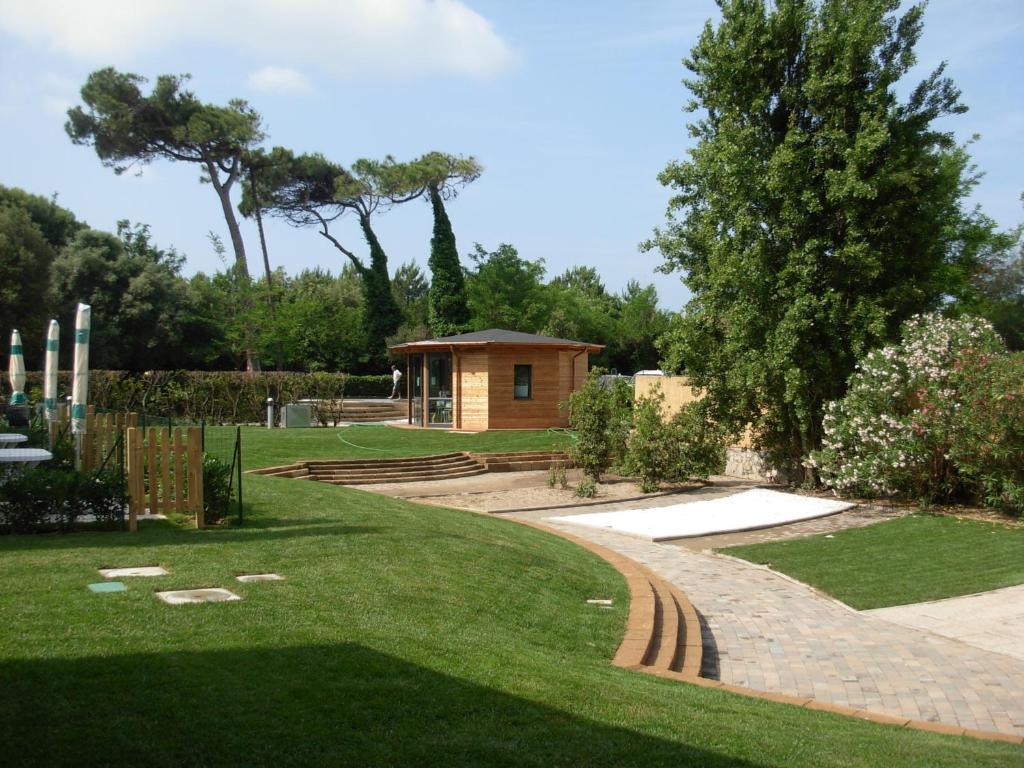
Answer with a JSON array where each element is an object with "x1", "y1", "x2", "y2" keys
[
  {"x1": 0, "y1": 643, "x2": 760, "y2": 768},
  {"x1": 0, "y1": 523, "x2": 387, "y2": 552}
]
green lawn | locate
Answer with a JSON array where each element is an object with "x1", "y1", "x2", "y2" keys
[
  {"x1": 723, "y1": 515, "x2": 1024, "y2": 610},
  {"x1": 214, "y1": 424, "x2": 570, "y2": 469},
  {"x1": 0, "y1": 479, "x2": 1019, "y2": 766}
]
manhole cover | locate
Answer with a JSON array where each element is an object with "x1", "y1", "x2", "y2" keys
[
  {"x1": 156, "y1": 588, "x2": 242, "y2": 605},
  {"x1": 236, "y1": 573, "x2": 284, "y2": 583},
  {"x1": 99, "y1": 566, "x2": 168, "y2": 578},
  {"x1": 88, "y1": 581, "x2": 127, "y2": 593}
]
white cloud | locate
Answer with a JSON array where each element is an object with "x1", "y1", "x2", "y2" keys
[
  {"x1": 0, "y1": 0, "x2": 518, "y2": 79},
  {"x1": 248, "y1": 66, "x2": 312, "y2": 94}
]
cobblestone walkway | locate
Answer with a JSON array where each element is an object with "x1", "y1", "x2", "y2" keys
[{"x1": 509, "y1": 503, "x2": 1024, "y2": 737}]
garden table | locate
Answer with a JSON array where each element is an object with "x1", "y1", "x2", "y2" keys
[
  {"x1": 0, "y1": 447, "x2": 53, "y2": 483},
  {"x1": 0, "y1": 433, "x2": 28, "y2": 449}
]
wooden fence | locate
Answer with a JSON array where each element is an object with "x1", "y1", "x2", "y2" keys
[
  {"x1": 50, "y1": 406, "x2": 205, "y2": 531},
  {"x1": 125, "y1": 426, "x2": 204, "y2": 532}
]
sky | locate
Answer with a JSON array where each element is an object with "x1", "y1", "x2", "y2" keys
[{"x1": 0, "y1": 0, "x2": 1021, "y2": 311}]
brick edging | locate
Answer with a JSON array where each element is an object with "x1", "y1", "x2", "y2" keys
[{"x1": 508, "y1": 518, "x2": 1024, "y2": 747}]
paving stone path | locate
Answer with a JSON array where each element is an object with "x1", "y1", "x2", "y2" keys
[{"x1": 509, "y1": 501, "x2": 1024, "y2": 737}]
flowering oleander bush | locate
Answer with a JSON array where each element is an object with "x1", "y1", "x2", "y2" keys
[{"x1": 810, "y1": 314, "x2": 1023, "y2": 513}]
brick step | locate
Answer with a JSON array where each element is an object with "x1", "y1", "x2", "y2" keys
[
  {"x1": 264, "y1": 467, "x2": 311, "y2": 479},
  {"x1": 611, "y1": 574, "x2": 701, "y2": 677},
  {"x1": 305, "y1": 452, "x2": 469, "y2": 469},
  {"x1": 312, "y1": 461, "x2": 483, "y2": 481},
  {"x1": 471, "y1": 451, "x2": 569, "y2": 460},
  {"x1": 485, "y1": 459, "x2": 568, "y2": 473},
  {"x1": 248, "y1": 463, "x2": 306, "y2": 477},
  {"x1": 322, "y1": 467, "x2": 488, "y2": 485}
]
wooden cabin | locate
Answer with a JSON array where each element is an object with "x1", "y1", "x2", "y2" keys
[{"x1": 389, "y1": 329, "x2": 604, "y2": 430}]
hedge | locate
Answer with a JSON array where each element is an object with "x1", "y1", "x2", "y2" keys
[{"x1": 20, "y1": 371, "x2": 393, "y2": 424}]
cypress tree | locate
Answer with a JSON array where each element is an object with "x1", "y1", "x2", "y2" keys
[{"x1": 427, "y1": 185, "x2": 470, "y2": 336}]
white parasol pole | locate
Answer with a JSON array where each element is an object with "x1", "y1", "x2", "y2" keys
[
  {"x1": 44, "y1": 320, "x2": 59, "y2": 423},
  {"x1": 71, "y1": 304, "x2": 91, "y2": 470}
]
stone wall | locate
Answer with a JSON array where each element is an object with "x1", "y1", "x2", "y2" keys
[{"x1": 725, "y1": 447, "x2": 788, "y2": 484}]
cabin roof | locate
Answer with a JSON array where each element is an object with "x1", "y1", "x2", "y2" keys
[{"x1": 389, "y1": 328, "x2": 604, "y2": 352}]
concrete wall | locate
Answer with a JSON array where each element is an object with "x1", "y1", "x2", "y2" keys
[{"x1": 633, "y1": 375, "x2": 701, "y2": 418}]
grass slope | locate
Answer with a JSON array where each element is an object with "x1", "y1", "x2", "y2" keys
[
  {"x1": 218, "y1": 425, "x2": 570, "y2": 469},
  {"x1": 723, "y1": 515, "x2": 1024, "y2": 609},
  {"x1": 0, "y1": 481, "x2": 1019, "y2": 766}
]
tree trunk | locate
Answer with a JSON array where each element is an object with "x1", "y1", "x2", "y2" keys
[
  {"x1": 207, "y1": 159, "x2": 258, "y2": 371},
  {"x1": 249, "y1": 173, "x2": 284, "y2": 370}
]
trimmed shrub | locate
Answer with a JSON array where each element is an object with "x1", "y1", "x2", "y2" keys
[
  {"x1": 0, "y1": 466, "x2": 125, "y2": 533},
  {"x1": 23, "y1": 370, "x2": 392, "y2": 424},
  {"x1": 811, "y1": 313, "x2": 1022, "y2": 514}
]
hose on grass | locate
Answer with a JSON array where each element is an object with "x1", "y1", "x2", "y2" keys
[
  {"x1": 547, "y1": 427, "x2": 578, "y2": 443},
  {"x1": 336, "y1": 422, "x2": 392, "y2": 452}
]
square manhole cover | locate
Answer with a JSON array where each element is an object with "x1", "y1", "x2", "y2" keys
[
  {"x1": 236, "y1": 573, "x2": 284, "y2": 583},
  {"x1": 88, "y1": 581, "x2": 127, "y2": 593},
  {"x1": 99, "y1": 566, "x2": 168, "y2": 578},
  {"x1": 156, "y1": 588, "x2": 241, "y2": 605}
]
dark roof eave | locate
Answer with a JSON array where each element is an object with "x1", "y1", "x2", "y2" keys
[{"x1": 389, "y1": 340, "x2": 605, "y2": 353}]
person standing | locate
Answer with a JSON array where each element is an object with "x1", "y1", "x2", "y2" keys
[{"x1": 390, "y1": 364, "x2": 403, "y2": 399}]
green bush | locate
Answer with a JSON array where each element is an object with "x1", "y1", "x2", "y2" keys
[
  {"x1": 202, "y1": 454, "x2": 234, "y2": 525},
  {"x1": 566, "y1": 370, "x2": 632, "y2": 481},
  {"x1": 623, "y1": 391, "x2": 728, "y2": 492},
  {"x1": 575, "y1": 476, "x2": 597, "y2": 498},
  {"x1": 811, "y1": 314, "x2": 1023, "y2": 514},
  {"x1": 0, "y1": 466, "x2": 125, "y2": 533},
  {"x1": 948, "y1": 352, "x2": 1024, "y2": 514}
]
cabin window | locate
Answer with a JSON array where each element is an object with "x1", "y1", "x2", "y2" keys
[{"x1": 514, "y1": 364, "x2": 532, "y2": 400}]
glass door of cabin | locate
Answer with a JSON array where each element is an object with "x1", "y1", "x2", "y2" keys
[
  {"x1": 427, "y1": 351, "x2": 452, "y2": 427},
  {"x1": 408, "y1": 355, "x2": 423, "y2": 426}
]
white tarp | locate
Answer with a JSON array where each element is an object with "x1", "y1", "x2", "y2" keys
[
  {"x1": 44, "y1": 320, "x2": 59, "y2": 422},
  {"x1": 71, "y1": 303, "x2": 90, "y2": 435},
  {"x1": 550, "y1": 488, "x2": 854, "y2": 541}
]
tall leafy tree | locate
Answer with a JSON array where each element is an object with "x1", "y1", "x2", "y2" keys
[
  {"x1": 66, "y1": 68, "x2": 264, "y2": 369},
  {"x1": 0, "y1": 205, "x2": 54, "y2": 369},
  {"x1": 647, "y1": 0, "x2": 991, "y2": 476},
  {"x1": 465, "y1": 243, "x2": 550, "y2": 332},
  {"x1": 49, "y1": 222, "x2": 194, "y2": 370},
  {"x1": 391, "y1": 261, "x2": 430, "y2": 328},
  {"x1": 0, "y1": 185, "x2": 83, "y2": 249},
  {"x1": 416, "y1": 152, "x2": 481, "y2": 336},
  {"x1": 246, "y1": 149, "x2": 422, "y2": 362},
  {"x1": 610, "y1": 281, "x2": 671, "y2": 373}
]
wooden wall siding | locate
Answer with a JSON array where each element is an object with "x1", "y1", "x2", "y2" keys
[
  {"x1": 486, "y1": 347, "x2": 568, "y2": 429},
  {"x1": 574, "y1": 352, "x2": 588, "y2": 391},
  {"x1": 458, "y1": 349, "x2": 490, "y2": 431}
]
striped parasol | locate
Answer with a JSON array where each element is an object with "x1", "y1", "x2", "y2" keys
[
  {"x1": 44, "y1": 320, "x2": 60, "y2": 422},
  {"x1": 8, "y1": 329, "x2": 26, "y2": 406},
  {"x1": 71, "y1": 304, "x2": 91, "y2": 437}
]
